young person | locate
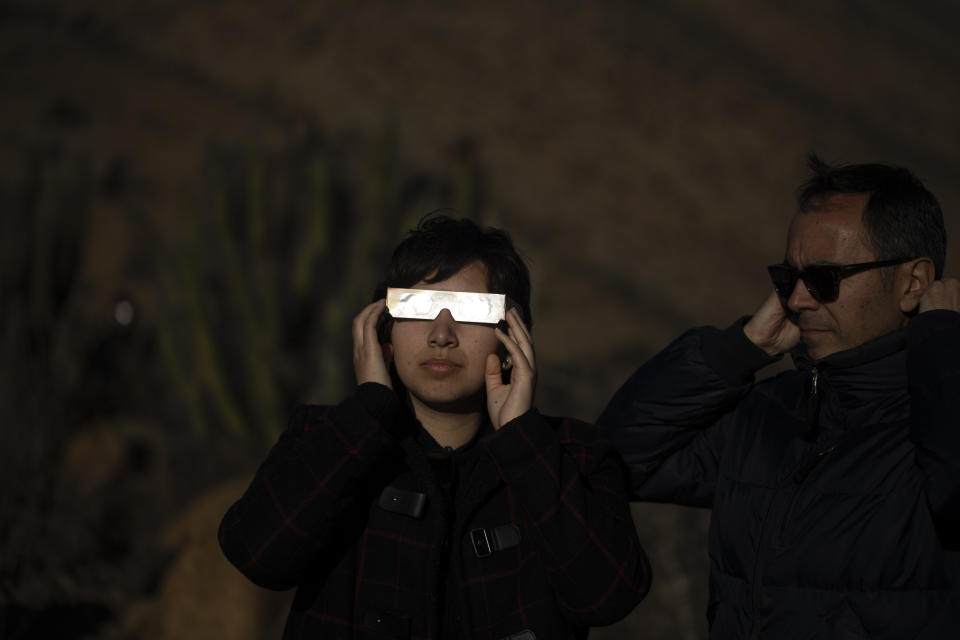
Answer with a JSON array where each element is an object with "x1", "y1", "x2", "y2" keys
[{"x1": 219, "y1": 215, "x2": 649, "y2": 639}]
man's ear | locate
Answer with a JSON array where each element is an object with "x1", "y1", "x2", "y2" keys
[{"x1": 899, "y1": 257, "x2": 935, "y2": 313}]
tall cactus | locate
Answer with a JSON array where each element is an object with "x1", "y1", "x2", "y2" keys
[
  {"x1": 148, "y1": 126, "x2": 488, "y2": 448},
  {"x1": 0, "y1": 146, "x2": 91, "y2": 602}
]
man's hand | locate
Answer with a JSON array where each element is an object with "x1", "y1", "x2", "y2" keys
[
  {"x1": 352, "y1": 299, "x2": 392, "y2": 388},
  {"x1": 743, "y1": 290, "x2": 801, "y2": 356},
  {"x1": 485, "y1": 308, "x2": 536, "y2": 430},
  {"x1": 919, "y1": 277, "x2": 960, "y2": 313}
]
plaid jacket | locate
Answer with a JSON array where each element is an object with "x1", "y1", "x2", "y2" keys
[{"x1": 219, "y1": 383, "x2": 649, "y2": 639}]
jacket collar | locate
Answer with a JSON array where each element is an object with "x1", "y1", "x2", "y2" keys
[
  {"x1": 792, "y1": 328, "x2": 910, "y2": 432},
  {"x1": 793, "y1": 326, "x2": 906, "y2": 373}
]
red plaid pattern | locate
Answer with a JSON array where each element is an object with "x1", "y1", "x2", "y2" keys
[{"x1": 219, "y1": 384, "x2": 649, "y2": 639}]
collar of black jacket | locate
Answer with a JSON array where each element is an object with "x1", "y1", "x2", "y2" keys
[
  {"x1": 792, "y1": 327, "x2": 906, "y2": 372},
  {"x1": 791, "y1": 328, "x2": 910, "y2": 433},
  {"x1": 414, "y1": 419, "x2": 494, "y2": 460}
]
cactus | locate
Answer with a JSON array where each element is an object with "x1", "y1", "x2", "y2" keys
[
  {"x1": 148, "y1": 126, "x2": 488, "y2": 447},
  {"x1": 0, "y1": 145, "x2": 91, "y2": 603}
]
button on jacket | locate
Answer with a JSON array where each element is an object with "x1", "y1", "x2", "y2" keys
[
  {"x1": 599, "y1": 310, "x2": 960, "y2": 639},
  {"x1": 220, "y1": 383, "x2": 650, "y2": 639}
]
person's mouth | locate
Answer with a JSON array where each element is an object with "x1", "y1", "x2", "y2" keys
[
  {"x1": 422, "y1": 358, "x2": 461, "y2": 374},
  {"x1": 799, "y1": 326, "x2": 829, "y2": 338}
]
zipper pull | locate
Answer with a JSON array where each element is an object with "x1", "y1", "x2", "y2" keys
[{"x1": 806, "y1": 367, "x2": 820, "y2": 438}]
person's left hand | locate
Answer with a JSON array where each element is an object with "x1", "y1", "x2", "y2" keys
[
  {"x1": 485, "y1": 308, "x2": 536, "y2": 429},
  {"x1": 919, "y1": 277, "x2": 960, "y2": 313},
  {"x1": 352, "y1": 299, "x2": 392, "y2": 388}
]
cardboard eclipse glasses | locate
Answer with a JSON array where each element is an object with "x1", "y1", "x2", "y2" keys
[{"x1": 386, "y1": 288, "x2": 506, "y2": 325}]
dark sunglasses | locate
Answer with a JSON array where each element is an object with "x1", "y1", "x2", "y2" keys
[{"x1": 767, "y1": 258, "x2": 910, "y2": 303}]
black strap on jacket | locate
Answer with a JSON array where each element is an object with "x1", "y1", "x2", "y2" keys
[
  {"x1": 378, "y1": 486, "x2": 428, "y2": 519},
  {"x1": 470, "y1": 524, "x2": 521, "y2": 558}
]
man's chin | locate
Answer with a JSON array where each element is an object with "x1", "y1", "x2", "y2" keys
[
  {"x1": 804, "y1": 344, "x2": 843, "y2": 361},
  {"x1": 800, "y1": 331, "x2": 836, "y2": 361}
]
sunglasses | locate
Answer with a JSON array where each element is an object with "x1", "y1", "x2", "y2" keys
[
  {"x1": 767, "y1": 258, "x2": 910, "y2": 303},
  {"x1": 386, "y1": 288, "x2": 506, "y2": 324}
]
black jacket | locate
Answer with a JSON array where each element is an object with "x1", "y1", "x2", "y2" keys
[
  {"x1": 220, "y1": 383, "x2": 650, "y2": 639},
  {"x1": 599, "y1": 310, "x2": 960, "y2": 639}
]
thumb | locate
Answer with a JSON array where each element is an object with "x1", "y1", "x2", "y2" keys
[{"x1": 485, "y1": 353, "x2": 503, "y2": 393}]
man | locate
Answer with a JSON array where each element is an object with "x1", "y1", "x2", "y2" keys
[
  {"x1": 599, "y1": 155, "x2": 960, "y2": 638},
  {"x1": 220, "y1": 216, "x2": 649, "y2": 639}
]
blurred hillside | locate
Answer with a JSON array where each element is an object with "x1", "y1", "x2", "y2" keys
[{"x1": 2, "y1": 1, "x2": 958, "y2": 638}]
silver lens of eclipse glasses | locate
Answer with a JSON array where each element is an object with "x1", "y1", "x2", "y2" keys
[{"x1": 386, "y1": 288, "x2": 506, "y2": 324}]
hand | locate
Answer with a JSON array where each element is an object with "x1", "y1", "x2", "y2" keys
[
  {"x1": 352, "y1": 299, "x2": 392, "y2": 388},
  {"x1": 485, "y1": 308, "x2": 536, "y2": 429},
  {"x1": 743, "y1": 290, "x2": 801, "y2": 356},
  {"x1": 919, "y1": 277, "x2": 960, "y2": 313}
]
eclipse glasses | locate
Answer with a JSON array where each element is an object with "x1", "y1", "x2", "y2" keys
[
  {"x1": 767, "y1": 258, "x2": 909, "y2": 303},
  {"x1": 386, "y1": 288, "x2": 506, "y2": 324}
]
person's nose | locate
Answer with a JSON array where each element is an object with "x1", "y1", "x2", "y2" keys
[
  {"x1": 786, "y1": 277, "x2": 819, "y2": 313},
  {"x1": 427, "y1": 309, "x2": 459, "y2": 347}
]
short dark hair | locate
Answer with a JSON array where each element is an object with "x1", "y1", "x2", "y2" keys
[
  {"x1": 374, "y1": 214, "x2": 532, "y2": 342},
  {"x1": 796, "y1": 153, "x2": 947, "y2": 278}
]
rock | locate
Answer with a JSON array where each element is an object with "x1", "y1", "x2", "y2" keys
[{"x1": 145, "y1": 476, "x2": 289, "y2": 640}]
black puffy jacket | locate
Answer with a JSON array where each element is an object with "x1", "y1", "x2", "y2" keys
[{"x1": 599, "y1": 310, "x2": 960, "y2": 639}]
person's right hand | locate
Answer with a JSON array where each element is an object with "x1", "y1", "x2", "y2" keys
[
  {"x1": 352, "y1": 299, "x2": 392, "y2": 388},
  {"x1": 743, "y1": 290, "x2": 801, "y2": 356},
  {"x1": 918, "y1": 277, "x2": 960, "y2": 313}
]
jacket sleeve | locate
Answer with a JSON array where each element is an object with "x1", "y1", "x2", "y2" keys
[
  {"x1": 907, "y1": 309, "x2": 960, "y2": 550},
  {"x1": 597, "y1": 320, "x2": 778, "y2": 506},
  {"x1": 482, "y1": 410, "x2": 651, "y2": 626},
  {"x1": 217, "y1": 383, "x2": 405, "y2": 590}
]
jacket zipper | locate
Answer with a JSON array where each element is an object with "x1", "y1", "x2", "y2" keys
[
  {"x1": 776, "y1": 444, "x2": 837, "y2": 543},
  {"x1": 749, "y1": 366, "x2": 826, "y2": 637},
  {"x1": 807, "y1": 367, "x2": 820, "y2": 436}
]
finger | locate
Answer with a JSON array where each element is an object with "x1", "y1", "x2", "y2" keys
[
  {"x1": 484, "y1": 353, "x2": 509, "y2": 428},
  {"x1": 485, "y1": 352, "x2": 504, "y2": 390},
  {"x1": 495, "y1": 326, "x2": 531, "y2": 373},
  {"x1": 758, "y1": 289, "x2": 787, "y2": 319},
  {"x1": 354, "y1": 300, "x2": 385, "y2": 353},
  {"x1": 352, "y1": 307, "x2": 368, "y2": 354},
  {"x1": 363, "y1": 299, "x2": 386, "y2": 344},
  {"x1": 503, "y1": 309, "x2": 535, "y2": 369},
  {"x1": 507, "y1": 326, "x2": 535, "y2": 372},
  {"x1": 922, "y1": 278, "x2": 960, "y2": 312},
  {"x1": 506, "y1": 307, "x2": 534, "y2": 346}
]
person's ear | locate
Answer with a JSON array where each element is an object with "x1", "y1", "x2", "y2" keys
[{"x1": 899, "y1": 257, "x2": 935, "y2": 313}]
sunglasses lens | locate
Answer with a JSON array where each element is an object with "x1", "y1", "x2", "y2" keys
[
  {"x1": 767, "y1": 265, "x2": 840, "y2": 302},
  {"x1": 801, "y1": 266, "x2": 838, "y2": 302},
  {"x1": 767, "y1": 265, "x2": 798, "y2": 298}
]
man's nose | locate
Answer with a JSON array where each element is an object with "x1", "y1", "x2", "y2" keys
[
  {"x1": 787, "y1": 277, "x2": 819, "y2": 312},
  {"x1": 427, "y1": 309, "x2": 459, "y2": 347}
]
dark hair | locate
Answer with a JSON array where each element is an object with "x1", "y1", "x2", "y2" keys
[
  {"x1": 796, "y1": 153, "x2": 946, "y2": 278},
  {"x1": 373, "y1": 214, "x2": 532, "y2": 342}
]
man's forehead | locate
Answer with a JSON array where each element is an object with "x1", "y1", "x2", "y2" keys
[
  {"x1": 802, "y1": 191, "x2": 869, "y2": 214},
  {"x1": 786, "y1": 196, "x2": 874, "y2": 263}
]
